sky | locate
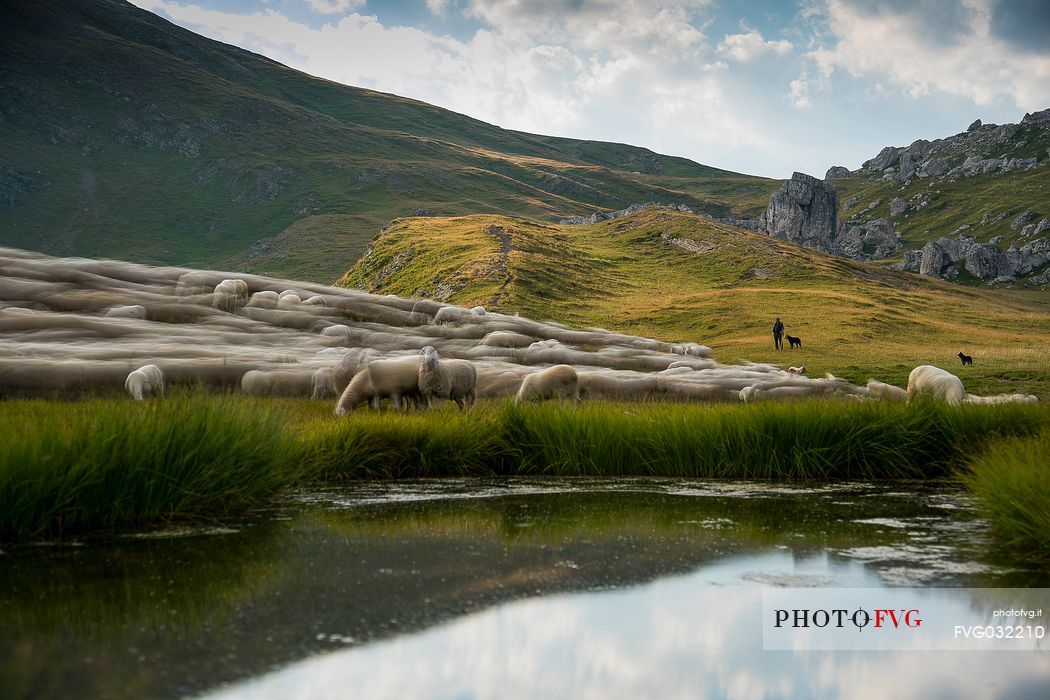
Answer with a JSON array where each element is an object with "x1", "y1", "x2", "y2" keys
[{"x1": 129, "y1": 0, "x2": 1050, "y2": 179}]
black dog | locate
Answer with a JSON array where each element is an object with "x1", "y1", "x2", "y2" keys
[
  {"x1": 786, "y1": 335, "x2": 802, "y2": 349},
  {"x1": 958, "y1": 352, "x2": 973, "y2": 366}
]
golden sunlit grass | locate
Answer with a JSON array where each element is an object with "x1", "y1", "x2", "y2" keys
[{"x1": 340, "y1": 208, "x2": 1050, "y2": 397}]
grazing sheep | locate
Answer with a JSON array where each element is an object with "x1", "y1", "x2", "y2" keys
[
  {"x1": 434, "y1": 306, "x2": 466, "y2": 325},
  {"x1": 683, "y1": 342, "x2": 711, "y2": 358},
  {"x1": 866, "y1": 379, "x2": 908, "y2": 403},
  {"x1": 480, "y1": 330, "x2": 534, "y2": 348},
  {"x1": 964, "y1": 393, "x2": 1039, "y2": 405},
  {"x1": 958, "y1": 352, "x2": 973, "y2": 366},
  {"x1": 247, "y1": 291, "x2": 279, "y2": 309},
  {"x1": 332, "y1": 348, "x2": 379, "y2": 392},
  {"x1": 334, "y1": 355, "x2": 422, "y2": 415},
  {"x1": 787, "y1": 365, "x2": 806, "y2": 375},
  {"x1": 276, "y1": 294, "x2": 301, "y2": 310},
  {"x1": 105, "y1": 305, "x2": 147, "y2": 320},
  {"x1": 125, "y1": 364, "x2": 164, "y2": 400},
  {"x1": 516, "y1": 364, "x2": 579, "y2": 404},
  {"x1": 213, "y1": 279, "x2": 248, "y2": 313},
  {"x1": 240, "y1": 369, "x2": 314, "y2": 397},
  {"x1": 907, "y1": 365, "x2": 966, "y2": 406},
  {"x1": 418, "y1": 345, "x2": 478, "y2": 410},
  {"x1": 311, "y1": 367, "x2": 338, "y2": 400},
  {"x1": 321, "y1": 323, "x2": 352, "y2": 339}
]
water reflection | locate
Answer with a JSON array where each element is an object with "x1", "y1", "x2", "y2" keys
[
  {"x1": 201, "y1": 563, "x2": 1050, "y2": 700},
  {"x1": 1, "y1": 479, "x2": 1047, "y2": 699}
]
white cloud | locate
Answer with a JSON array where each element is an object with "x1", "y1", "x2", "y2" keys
[
  {"x1": 717, "y1": 30, "x2": 793, "y2": 62},
  {"x1": 304, "y1": 0, "x2": 364, "y2": 14},
  {"x1": 464, "y1": 0, "x2": 713, "y2": 59},
  {"x1": 787, "y1": 75, "x2": 811, "y2": 108},
  {"x1": 425, "y1": 0, "x2": 449, "y2": 16},
  {"x1": 804, "y1": 0, "x2": 1050, "y2": 110}
]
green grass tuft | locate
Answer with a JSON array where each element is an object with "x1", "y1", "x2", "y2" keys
[
  {"x1": 0, "y1": 393, "x2": 303, "y2": 540},
  {"x1": 961, "y1": 427, "x2": 1050, "y2": 556}
]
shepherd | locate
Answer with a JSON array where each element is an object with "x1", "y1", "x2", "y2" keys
[{"x1": 772, "y1": 317, "x2": 784, "y2": 350}]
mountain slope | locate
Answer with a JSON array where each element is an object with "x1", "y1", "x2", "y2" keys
[
  {"x1": 339, "y1": 207, "x2": 1050, "y2": 397},
  {"x1": 0, "y1": 0, "x2": 773, "y2": 282}
]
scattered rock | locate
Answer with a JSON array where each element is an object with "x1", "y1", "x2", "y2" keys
[
  {"x1": 837, "y1": 219, "x2": 901, "y2": 260},
  {"x1": 825, "y1": 166, "x2": 851, "y2": 180},
  {"x1": 1011, "y1": 211, "x2": 1035, "y2": 230},
  {"x1": 864, "y1": 146, "x2": 902, "y2": 172},
  {"x1": 964, "y1": 244, "x2": 1010, "y2": 278},
  {"x1": 844, "y1": 195, "x2": 860, "y2": 211},
  {"x1": 889, "y1": 197, "x2": 908, "y2": 217},
  {"x1": 919, "y1": 242, "x2": 946, "y2": 276}
]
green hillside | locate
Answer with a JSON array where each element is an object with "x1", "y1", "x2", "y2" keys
[
  {"x1": 339, "y1": 208, "x2": 1050, "y2": 397},
  {"x1": 0, "y1": 0, "x2": 773, "y2": 282}
]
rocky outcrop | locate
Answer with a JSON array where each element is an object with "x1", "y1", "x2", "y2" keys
[
  {"x1": 897, "y1": 234, "x2": 1050, "y2": 284},
  {"x1": 889, "y1": 197, "x2": 908, "y2": 217},
  {"x1": 860, "y1": 111, "x2": 1046, "y2": 184},
  {"x1": 837, "y1": 219, "x2": 902, "y2": 260},
  {"x1": 1021, "y1": 108, "x2": 1050, "y2": 126},
  {"x1": 763, "y1": 172, "x2": 839, "y2": 250},
  {"x1": 824, "y1": 166, "x2": 851, "y2": 179}
]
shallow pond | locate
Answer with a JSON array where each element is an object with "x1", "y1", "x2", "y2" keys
[{"x1": 2, "y1": 479, "x2": 1048, "y2": 699}]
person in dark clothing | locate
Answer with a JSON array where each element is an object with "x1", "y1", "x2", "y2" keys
[{"x1": 772, "y1": 317, "x2": 784, "y2": 350}]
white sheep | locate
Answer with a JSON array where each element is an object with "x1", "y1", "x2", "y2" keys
[
  {"x1": 125, "y1": 364, "x2": 164, "y2": 400},
  {"x1": 321, "y1": 323, "x2": 352, "y2": 339},
  {"x1": 516, "y1": 364, "x2": 579, "y2": 404},
  {"x1": 964, "y1": 393, "x2": 1039, "y2": 405},
  {"x1": 907, "y1": 365, "x2": 966, "y2": 406},
  {"x1": 683, "y1": 342, "x2": 711, "y2": 358},
  {"x1": 276, "y1": 293, "x2": 301, "y2": 310},
  {"x1": 334, "y1": 355, "x2": 422, "y2": 415},
  {"x1": 418, "y1": 345, "x2": 478, "y2": 410},
  {"x1": 213, "y1": 279, "x2": 248, "y2": 313},
  {"x1": 433, "y1": 306, "x2": 466, "y2": 325},
  {"x1": 470, "y1": 305, "x2": 486, "y2": 316},
  {"x1": 866, "y1": 379, "x2": 908, "y2": 402},
  {"x1": 105, "y1": 305, "x2": 147, "y2": 320},
  {"x1": 247, "y1": 291, "x2": 279, "y2": 309},
  {"x1": 311, "y1": 367, "x2": 338, "y2": 400},
  {"x1": 480, "y1": 331, "x2": 534, "y2": 348},
  {"x1": 240, "y1": 369, "x2": 313, "y2": 397},
  {"x1": 787, "y1": 365, "x2": 806, "y2": 375},
  {"x1": 302, "y1": 295, "x2": 327, "y2": 307}
]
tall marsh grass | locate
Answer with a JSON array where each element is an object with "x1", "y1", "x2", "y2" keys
[
  {"x1": 961, "y1": 427, "x2": 1050, "y2": 555},
  {"x1": 0, "y1": 394, "x2": 303, "y2": 540},
  {"x1": 1, "y1": 395, "x2": 1047, "y2": 541}
]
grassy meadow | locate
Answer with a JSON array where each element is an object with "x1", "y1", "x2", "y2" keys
[
  {"x1": 2, "y1": 393, "x2": 1048, "y2": 554},
  {"x1": 340, "y1": 208, "x2": 1050, "y2": 398}
]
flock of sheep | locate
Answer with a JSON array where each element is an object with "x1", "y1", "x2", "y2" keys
[{"x1": 0, "y1": 247, "x2": 1037, "y2": 410}]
